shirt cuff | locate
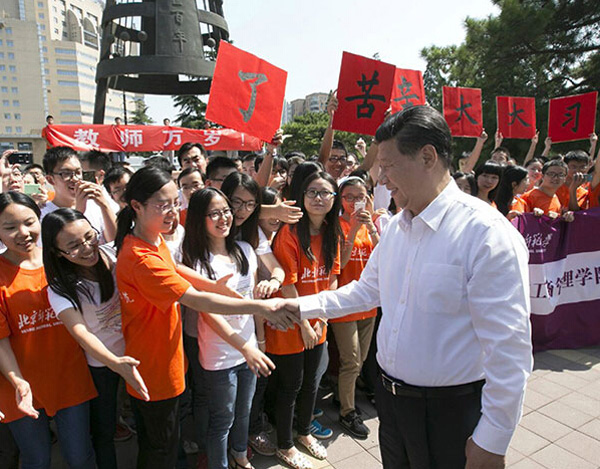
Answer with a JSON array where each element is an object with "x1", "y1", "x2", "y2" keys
[
  {"x1": 472, "y1": 413, "x2": 515, "y2": 456},
  {"x1": 298, "y1": 294, "x2": 323, "y2": 320}
]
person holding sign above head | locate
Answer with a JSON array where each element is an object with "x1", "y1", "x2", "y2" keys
[
  {"x1": 278, "y1": 106, "x2": 533, "y2": 469},
  {"x1": 113, "y1": 166, "x2": 297, "y2": 469},
  {"x1": 0, "y1": 191, "x2": 98, "y2": 469}
]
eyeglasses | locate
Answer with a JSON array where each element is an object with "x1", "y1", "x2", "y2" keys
[
  {"x1": 545, "y1": 172, "x2": 567, "y2": 179},
  {"x1": 206, "y1": 208, "x2": 233, "y2": 221},
  {"x1": 110, "y1": 186, "x2": 126, "y2": 197},
  {"x1": 305, "y1": 189, "x2": 337, "y2": 200},
  {"x1": 53, "y1": 170, "x2": 82, "y2": 181},
  {"x1": 341, "y1": 195, "x2": 366, "y2": 203},
  {"x1": 231, "y1": 198, "x2": 257, "y2": 212},
  {"x1": 57, "y1": 229, "x2": 99, "y2": 257},
  {"x1": 181, "y1": 182, "x2": 204, "y2": 192},
  {"x1": 328, "y1": 156, "x2": 347, "y2": 164},
  {"x1": 146, "y1": 200, "x2": 181, "y2": 213}
]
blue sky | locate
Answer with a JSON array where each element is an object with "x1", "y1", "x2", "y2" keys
[{"x1": 145, "y1": 0, "x2": 500, "y2": 123}]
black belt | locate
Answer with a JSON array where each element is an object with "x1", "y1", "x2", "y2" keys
[{"x1": 381, "y1": 371, "x2": 484, "y2": 398}]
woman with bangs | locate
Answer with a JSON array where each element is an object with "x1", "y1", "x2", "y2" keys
[
  {"x1": 268, "y1": 171, "x2": 342, "y2": 469},
  {"x1": 474, "y1": 160, "x2": 503, "y2": 208}
]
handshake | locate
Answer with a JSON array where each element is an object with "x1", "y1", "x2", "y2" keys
[{"x1": 256, "y1": 298, "x2": 302, "y2": 330}]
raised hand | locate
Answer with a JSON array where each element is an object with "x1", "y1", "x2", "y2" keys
[{"x1": 273, "y1": 200, "x2": 303, "y2": 224}]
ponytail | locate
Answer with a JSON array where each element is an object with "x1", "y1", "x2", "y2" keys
[{"x1": 115, "y1": 205, "x2": 135, "y2": 253}]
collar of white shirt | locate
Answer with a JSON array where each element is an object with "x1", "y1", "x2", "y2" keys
[{"x1": 397, "y1": 178, "x2": 459, "y2": 232}]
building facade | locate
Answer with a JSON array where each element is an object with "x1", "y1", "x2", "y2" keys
[
  {"x1": 283, "y1": 91, "x2": 329, "y2": 124},
  {"x1": 0, "y1": 0, "x2": 141, "y2": 160}
]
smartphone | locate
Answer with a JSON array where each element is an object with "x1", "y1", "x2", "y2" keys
[
  {"x1": 354, "y1": 200, "x2": 366, "y2": 212},
  {"x1": 8, "y1": 152, "x2": 33, "y2": 165},
  {"x1": 24, "y1": 183, "x2": 40, "y2": 196},
  {"x1": 82, "y1": 170, "x2": 96, "y2": 183},
  {"x1": 584, "y1": 174, "x2": 594, "y2": 183}
]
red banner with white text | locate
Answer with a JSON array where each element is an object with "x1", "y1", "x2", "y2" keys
[{"x1": 42, "y1": 125, "x2": 263, "y2": 153}]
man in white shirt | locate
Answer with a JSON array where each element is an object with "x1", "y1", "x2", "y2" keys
[{"x1": 280, "y1": 106, "x2": 532, "y2": 469}]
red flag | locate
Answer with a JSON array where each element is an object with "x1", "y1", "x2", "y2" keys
[
  {"x1": 496, "y1": 96, "x2": 536, "y2": 139},
  {"x1": 390, "y1": 68, "x2": 426, "y2": 113},
  {"x1": 332, "y1": 52, "x2": 395, "y2": 136},
  {"x1": 548, "y1": 91, "x2": 597, "y2": 143},
  {"x1": 442, "y1": 86, "x2": 483, "y2": 137},
  {"x1": 206, "y1": 42, "x2": 287, "y2": 142}
]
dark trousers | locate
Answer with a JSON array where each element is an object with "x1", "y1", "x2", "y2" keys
[
  {"x1": 268, "y1": 343, "x2": 325, "y2": 450},
  {"x1": 89, "y1": 365, "x2": 120, "y2": 469},
  {"x1": 0, "y1": 423, "x2": 18, "y2": 469},
  {"x1": 182, "y1": 333, "x2": 209, "y2": 452},
  {"x1": 375, "y1": 372, "x2": 482, "y2": 469},
  {"x1": 248, "y1": 375, "x2": 269, "y2": 435},
  {"x1": 131, "y1": 395, "x2": 181, "y2": 469}
]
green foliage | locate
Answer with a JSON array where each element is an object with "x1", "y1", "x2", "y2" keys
[
  {"x1": 172, "y1": 94, "x2": 207, "y2": 129},
  {"x1": 421, "y1": 0, "x2": 600, "y2": 165},
  {"x1": 281, "y1": 112, "x2": 371, "y2": 159},
  {"x1": 130, "y1": 98, "x2": 154, "y2": 125}
]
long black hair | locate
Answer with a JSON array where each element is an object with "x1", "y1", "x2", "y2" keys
[
  {"x1": 220, "y1": 172, "x2": 262, "y2": 249},
  {"x1": 115, "y1": 166, "x2": 173, "y2": 252},
  {"x1": 181, "y1": 187, "x2": 249, "y2": 280},
  {"x1": 0, "y1": 191, "x2": 41, "y2": 219},
  {"x1": 284, "y1": 171, "x2": 342, "y2": 273},
  {"x1": 495, "y1": 166, "x2": 529, "y2": 216},
  {"x1": 474, "y1": 160, "x2": 503, "y2": 202},
  {"x1": 288, "y1": 161, "x2": 322, "y2": 202},
  {"x1": 42, "y1": 208, "x2": 114, "y2": 311}
]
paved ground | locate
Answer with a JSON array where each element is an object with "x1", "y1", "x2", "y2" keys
[{"x1": 50, "y1": 346, "x2": 600, "y2": 468}]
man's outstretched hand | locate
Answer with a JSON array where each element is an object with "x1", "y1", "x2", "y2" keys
[{"x1": 259, "y1": 298, "x2": 301, "y2": 330}]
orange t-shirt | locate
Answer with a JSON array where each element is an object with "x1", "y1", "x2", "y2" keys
[
  {"x1": 331, "y1": 218, "x2": 377, "y2": 323},
  {"x1": 520, "y1": 188, "x2": 562, "y2": 215},
  {"x1": 510, "y1": 196, "x2": 526, "y2": 213},
  {"x1": 585, "y1": 183, "x2": 600, "y2": 209},
  {"x1": 556, "y1": 184, "x2": 588, "y2": 209},
  {"x1": 0, "y1": 257, "x2": 96, "y2": 423},
  {"x1": 116, "y1": 234, "x2": 191, "y2": 401},
  {"x1": 267, "y1": 224, "x2": 341, "y2": 355},
  {"x1": 179, "y1": 208, "x2": 187, "y2": 226}
]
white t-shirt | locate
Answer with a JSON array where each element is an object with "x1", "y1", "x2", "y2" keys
[
  {"x1": 191, "y1": 241, "x2": 258, "y2": 371},
  {"x1": 41, "y1": 200, "x2": 110, "y2": 244},
  {"x1": 373, "y1": 183, "x2": 392, "y2": 211},
  {"x1": 102, "y1": 185, "x2": 121, "y2": 214},
  {"x1": 47, "y1": 244, "x2": 125, "y2": 367},
  {"x1": 165, "y1": 223, "x2": 185, "y2": 262},
  {"x1": 255, "y1": 227, "x2": 272, "y2": 256}
]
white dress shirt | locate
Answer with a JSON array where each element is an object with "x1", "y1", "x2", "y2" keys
[{"x1": 299, "y1": 179, "x2": 533, "y2": 455}]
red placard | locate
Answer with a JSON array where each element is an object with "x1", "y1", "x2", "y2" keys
[
  {"x1": 42, "y1": 125, "x2": 262, "y2": 153},
  {"x1": 548, "y1": 91, "x2": 597, "y2": 143},
  {"x1": 332, "y1": 52, "x2": 396, "y2": 136},
  {"x1": 390, "y1": 68, "x2": 426, "y2": 113},
  {"x1": 442, "y1": 86, "x2": 483, "y2": 137},
  {"x1": 496, "y1": 96, "x2": 536, "y2": 139},
  {"x1": 206, "y1": 42, "x2": 287, "y2": 142}
]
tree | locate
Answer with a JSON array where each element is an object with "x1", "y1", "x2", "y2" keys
[
  {"x1": 172, "y1": 94, "x2": 208, "y2": 129},
  {"x1": 421, "y1": 0, "x2": 600, "y2": 165},
  {"x1": 281, "y1": 112, "x2": 372, "y2": 159},
  {"x1": 130, "y1": 98, "x2": 154, "y2": 125}
]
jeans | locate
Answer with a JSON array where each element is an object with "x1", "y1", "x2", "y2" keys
[
  {"x1": 89, "y1": 365, "x2": 120, "y2": 469},
  {"x1": 268, "y1": 343, "x2": 325, "y2": 450},
  {"x1": 205, "y1": 362, "x2": 257, "y2": 469},
  {"x1": 0, "y1": 421, "x2": 19, "y2": 469},
  {"x1": 182, "y1": 332, "x2": 209, "y2": 452},
  {"x1": 248, "y1": 375, "x2": 269, "y2": 435},
  {"x1": 131, "y1": 395, "x2": 181, "y2": 469},
  {"x1": 7, "y1": 401, "x2": 95, "y2": 469}
]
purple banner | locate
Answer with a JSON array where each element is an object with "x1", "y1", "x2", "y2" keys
[{"x1": 513, "y1": 209, "x2": 600, "y2": 351}]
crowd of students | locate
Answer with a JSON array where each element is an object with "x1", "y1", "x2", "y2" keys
[{"x1": 0, "y1": 101, "x2": 598, "y2": 469}]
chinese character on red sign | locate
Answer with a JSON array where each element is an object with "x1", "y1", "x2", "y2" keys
[
  {"x1": 548, "y1": 91, "x2": 597, "y2": 143},
  {"x1": 496, "y1": 96, "x2": 536, "y2": 139},
  {"x1": 332, "y1": 51, "x2": 395, "y2": 136},
  {"x1": 442, "y1": 86, "x2": 483, "y2": 137},
  {"x1": 206, "y1": 42, "x2": 287, "y2": 142},
  {"x1": 390, "y1": 68, "x2": 426, "y2": 113}
]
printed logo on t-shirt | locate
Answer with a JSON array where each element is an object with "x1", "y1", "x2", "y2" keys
[
  {"x1": 17, "y1": 307, "x2": 61, "y2": 334},
  {"x1": 300, "y1": 265, "x2": 329, "y2": 284},
  {"x1": 350, "y1": 246, "x2": 369, "y2": 261},
  {"x1": 120, "y1": 291, "x2": 134, "y2": 304}
]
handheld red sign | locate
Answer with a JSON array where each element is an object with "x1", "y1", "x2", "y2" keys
[
  {"x1": 390, "y1": 68, "x2": 426, "y2": 113},
  {"x1": 548, "y1": 91, "x2": 597, "y2": 143},
  {"x1": 442, "y1": 86, "x2": 483, "y2": 137},
  {"x1": 496, "y1": 96, "x2": 536, "y2": 139},
  {"x1": 206, "y1": 42, "x2": 287, "y2": 142},
  {"x1": 332, "y1": 51, "x2": 395, "y2": 136}
]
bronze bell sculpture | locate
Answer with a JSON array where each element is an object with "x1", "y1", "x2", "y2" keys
[{"x1": 93, "y1": 0, "x2": 229, "y2": 123}]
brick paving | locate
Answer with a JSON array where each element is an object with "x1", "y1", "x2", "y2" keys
[{"x1": 51, "y1": 346, "x2": 600, "y2": 468}]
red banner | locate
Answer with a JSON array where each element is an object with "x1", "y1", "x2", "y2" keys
[
  {"x1": 442, "y1": 86, "x2": 483, "y2": 137},
  {"x1": 496, "y1": 96, "x2": 536, "y2": 139},
  {"x1": 42, "y1": 125, "x2": 263, "y2": 153},
  {"x1": 332, "y1": 51, "x2": 396, "y2": 136},
  {"x1": 548, "y1": 91, "x2": 598, "y2": 143},
  {"x1": 390, "y1": 68, "x2": 426, "y2": 113},
  {"x1": 206, "y1": 42, "x2": 287, "y2": 143}
]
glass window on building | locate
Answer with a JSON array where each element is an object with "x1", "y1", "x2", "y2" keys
[
  {"x1": 5, "y1": 28, "x2": 12, "y2": 35},
  {"x1": 5, "y1": 127, "x2": 12, "y2": 133},
  {"x1": 38, "y1": 13, "x2": 45, "y2": 19},
  {"x1": 15, "y1": 127, "x2": 22, "y2": 133},
  {"x1": 54, "y1": 29, "x2": 59, "y2": 34},
  {"x1": 14, "y1": 113, "x2": 21, "y2": 120},
  {"x1": 9, "y1": 66, "x2": 16, "y2": 72},
  {"x1": 6, "y1": 40, "x2": 14, "y2": 47},
  {"x1": 38, "y1": 2, "x2": 44, "y2": 7},
  {"x1": 40, "y1": 24, "x2": 46, "y2": 30},
  {"x1": 1, "y1": 87, "x2": 7, "y2": 93},
  {"x1": 8, "y1": 53, "x2": 14, "y2": 60},
  {"x1": 4, "y1": 113, "x2": 10, "y2": 119},
  {"x1": 0, "y1": 40, "x2": 3, "y2": 46},
  {"x1": 41, "y1": 36, "x2": 46, "y2": 42},
  {"x1": 2, "y1": 100, "x2": 9, "y2": 106},
  {"x1": 18, "y1": 142, "x2": 32, "y2": 151},
  {"x1": 12, "y1": 100, "x2": 19, "y2": 107},
  {"x1": 42, "y1": 47, "x2": 48, "y2": 53},
  {"x1": 0, "y1": 66, "x2": 4, "y2": 71},
  {"x1": 11, "y1": 88, "x2": 17, "y2": 94},
  {"x1": 0, "y1": 53, "x2": 4, "y2": 59}
]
